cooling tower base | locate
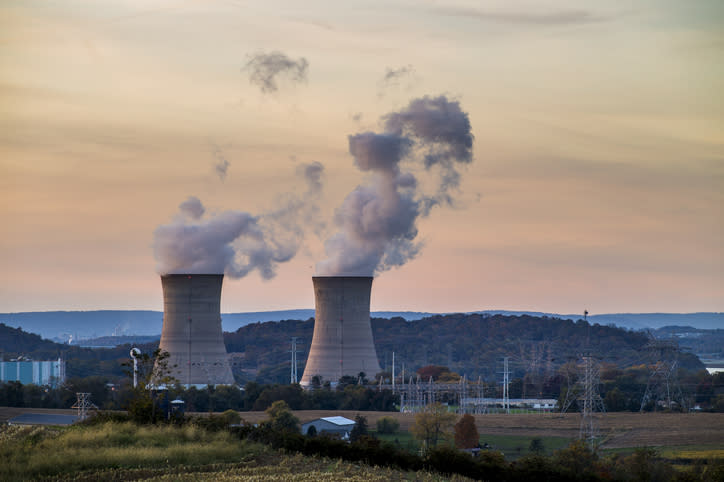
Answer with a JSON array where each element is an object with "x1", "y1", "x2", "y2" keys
[
  {"x1": 300, "y1": 276, "x2": 381, "y2": 386},
  {"x1": 157, "y1": 274, "x2": 234, "y2": 386}
]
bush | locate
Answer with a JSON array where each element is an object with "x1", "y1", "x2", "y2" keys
[
  {"x1": 376, "y1": 416, "x2": 400, "y2": 434},
  {"x1": 426, "y1": 446, "x2": 482, "y2": 479}
]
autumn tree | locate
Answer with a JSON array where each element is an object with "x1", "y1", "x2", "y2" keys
[
  {"x1": 265, "y1": 400, "x2": 300, "y2": 432},
  {"x1": 411, "y1": 402, "x2": 456, "y2": 452},
  {"x1": 454, "y1": 413, "x2": 479, "y2": 449}
]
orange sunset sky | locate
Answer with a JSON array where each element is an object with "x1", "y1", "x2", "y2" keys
[{"x1": 1, "y1": 1, "x2": 722, "y2": 315}]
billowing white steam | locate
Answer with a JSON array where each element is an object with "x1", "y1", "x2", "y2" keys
[
  {"x1": 154, "y1": 162, "x2": 324, "y2": 278},
  {"x1": 316, "y1": 95, "x2": 473, "y2": 276}
]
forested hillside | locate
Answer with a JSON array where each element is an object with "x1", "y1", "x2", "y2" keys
[
  {"x1": 224, "y1": 313, "x2": 705, "y2": 384},
  {"x1": 3, "y1": 314, "x2": 706, "y2": 385}
]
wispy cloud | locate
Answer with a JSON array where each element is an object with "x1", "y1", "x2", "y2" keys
[
  {"x1": 432, "y1": 7, "x2": 606, "y2": 26},
  {"x1": 242, "y1": 51, "x2": 309, "y2": 94}
]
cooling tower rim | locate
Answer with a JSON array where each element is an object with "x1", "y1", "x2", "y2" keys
[
  {"x1": 312, "y1": 275, "x2": 373, "y2": 280},
  {"x1": 161, "y1": 273, "x2": 224, "y2": 278}
]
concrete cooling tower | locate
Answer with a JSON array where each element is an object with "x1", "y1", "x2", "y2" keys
[
  {"x1": 300, "y1": 276, "x2": 381, "y2": 386},
  {"x1": 158, "y1": 274, "x2": 234, "y2": 387}
]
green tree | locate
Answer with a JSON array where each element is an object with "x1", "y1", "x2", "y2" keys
[
  {"x1": 411, "y1": 403, "x2": 456, "y2": 452},
  {"x1": 349, "y1": 414, "x2": 368, "y2": 442},
  {"x1": 122, "y1": 348, "x2": 177, "y2": 424},
  {"x1": 454, "y1": 413, "x2": 479, "y2": 449},
  {"x1": 552, "y1": 440, "x2": 599, "y2": 478},
  {"x1": 265, "y1": 400, "x2": 300, "y2": 432}
]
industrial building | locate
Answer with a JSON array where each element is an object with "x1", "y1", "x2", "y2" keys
[
  {"x1": 300, "y1": 276, "x2": 381, "y2": 386},
  {"x1": 0, "y1": 359, "x2": 65, "y2": 387},
  {"x1": 301, "y1": 416, "x2": 356, "y2": 438},
  {"x1": 157, "y1": 274, "x2": 234, "y2": 387}
]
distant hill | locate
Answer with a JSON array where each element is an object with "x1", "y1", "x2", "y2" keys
[
  {"x1": 225, "y1": 312, "x2": 706, "y2": 385},
  {"x1": 476, "y1": 311, "x2": 724, "y2": 330},
  {"x1": 2, "y1": 312, "x2": 708, "y2": 385},
  {"x1": 1, "y1": 310, "x2": 720, "y2": 342},
  {"x1": 0, "y1": 310, "x2": 433, "y2": 341}
]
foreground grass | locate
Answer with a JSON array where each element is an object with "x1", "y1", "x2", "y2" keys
[
  {"x1": 0, "y1": 422, "x2": 265, "y2": 481},
  {"x1": 0, "y1": 423, "x2": 469, "y2": 481}
]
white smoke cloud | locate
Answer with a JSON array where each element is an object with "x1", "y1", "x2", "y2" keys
[
  {"x1": 243, "y1": 51, "x2": 308, "y2": 94},
  {"x1": 154, "y1": 162, "x2": 325, "y2": 279},
  {"x1": 316, "y1": 95, "x2": 473, "y2": 277}
]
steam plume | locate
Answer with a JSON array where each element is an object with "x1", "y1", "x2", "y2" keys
[
  {"x1": 212, "y1": 145, "x2": 230, "y2": 181},
  {"x1": 154, "y1": 162, "x2": 324, "y2": 279},
  {"x1": 316, "y1": 95, "x2": 473, "y2": 276},
  {"x1": 243, "y1": 51, "x2": 308, "y2": 94}
]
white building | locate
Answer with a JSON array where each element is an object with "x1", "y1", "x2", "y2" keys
[
  {"x1": 0, "y1": 359, "x2": 65, "y2": 387},
  {"x1": 301, "y1": 416, "x2": 356, "y2": 439}
]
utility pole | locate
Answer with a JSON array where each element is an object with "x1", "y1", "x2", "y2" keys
[
  {"x1": 130, "y1": 348, "x2": 141, "y2": 388},
  {"x1": 392, "y1": 352, "x2": 396, "y2": 390},
  {"x1": 502, "y1": 357, "x2": 510, "y2": 414}
]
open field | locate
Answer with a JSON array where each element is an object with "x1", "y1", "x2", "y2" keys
[
  {"x1": 221, "y1": 410, "x2": 724, "y2": 450},
  {"x1": 3, "y1": 407, "x2": 723, "y2": 451}
]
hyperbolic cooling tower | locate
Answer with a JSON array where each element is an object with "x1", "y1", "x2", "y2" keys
[
  {"x1": 300, "y1": 276, "x2": 381, "y2": 386},
  {"x1": 158, "y1": 274, "x2": 234, "y2": 386}
]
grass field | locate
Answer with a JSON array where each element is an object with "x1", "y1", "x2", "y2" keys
[
  {"x1": 2, "y1": 407, "x2": 722, "y2": 469},
  {"x1": 0, "y1": 423, "x2": 470, "y2": 482}
]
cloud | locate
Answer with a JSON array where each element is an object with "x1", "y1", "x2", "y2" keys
[
  {"x1": 316, "y1": 95, "x2": 474, "y2": 277},
  {"x1": 212, "y1": 145, "x2": 230, "y2": 181},
  {"x1": 433, "y1": 7, "x2": 605, "y2": 26},
  {"x1": 178, "y1": 196, "x2": 205, "y2": 220},
  {"x1": 243, "y1": 51, "x2": 309, "y2": 94},
  {"x1": 378, "y1": 65, "x2": 417, "y2": 97},
  {"x1": 153, "y1": 162, "x2": 325, "y2": 279}
]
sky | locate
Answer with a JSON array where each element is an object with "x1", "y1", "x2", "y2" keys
[{"x1": 1, "y1": 0, "x2": 722, "y2": 315}]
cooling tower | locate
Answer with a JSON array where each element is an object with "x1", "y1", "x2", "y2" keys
[
  {"x1": 158, "y1": 274, "x2": 234, "y2": 387},
  {"x1": 300, "y1": 276, "x2": 381, "y2": 386}
]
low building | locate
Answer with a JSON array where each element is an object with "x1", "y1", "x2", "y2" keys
[
  {"x1": 0, "y1": 359, "x2": 65, "y2": 387},
  {"x1": 301, "y1": 416, "x2": 355, "y2": 439}
]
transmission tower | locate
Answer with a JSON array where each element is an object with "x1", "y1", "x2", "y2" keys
[
  {"x1": 501, "y1": 357, "x2": 510, "y2": 413},
  {"x1": 290, "y1": 337, "x2": 302, "y2": 384},
  {"x1": 579, "y1": 356, "x2": 605, "y2": 447},
  {"x1": 71, "y1": 392, "x2": 98, "y2": 421},
  {"x1": 640, "y1": 337, "x2": 686, "y2": 411}
]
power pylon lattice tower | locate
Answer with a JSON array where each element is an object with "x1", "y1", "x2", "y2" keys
[
  {"x1": 579, "y1": 355, "x2": 605, "y2": 447},
  {"x1": 71, "y1": 392, "x2": 98, "y2": 421},
  {"x1": 500, "y1": 357, "x2": 510, "y2": 414},
  {"x1": 640, "y1": 337, "x2": 686, "y2": 412},
  {"x1": 290, "y1": 337, "x2": 302, "y2": 384}
]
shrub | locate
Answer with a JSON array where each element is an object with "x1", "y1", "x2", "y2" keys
[{"x1": 376, "y1": 416, "x2": 400, "y2": 434}]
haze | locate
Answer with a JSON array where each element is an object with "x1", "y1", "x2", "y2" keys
[{"x1": 1, "y1": 1, "x2": 722, "y2": 315}]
